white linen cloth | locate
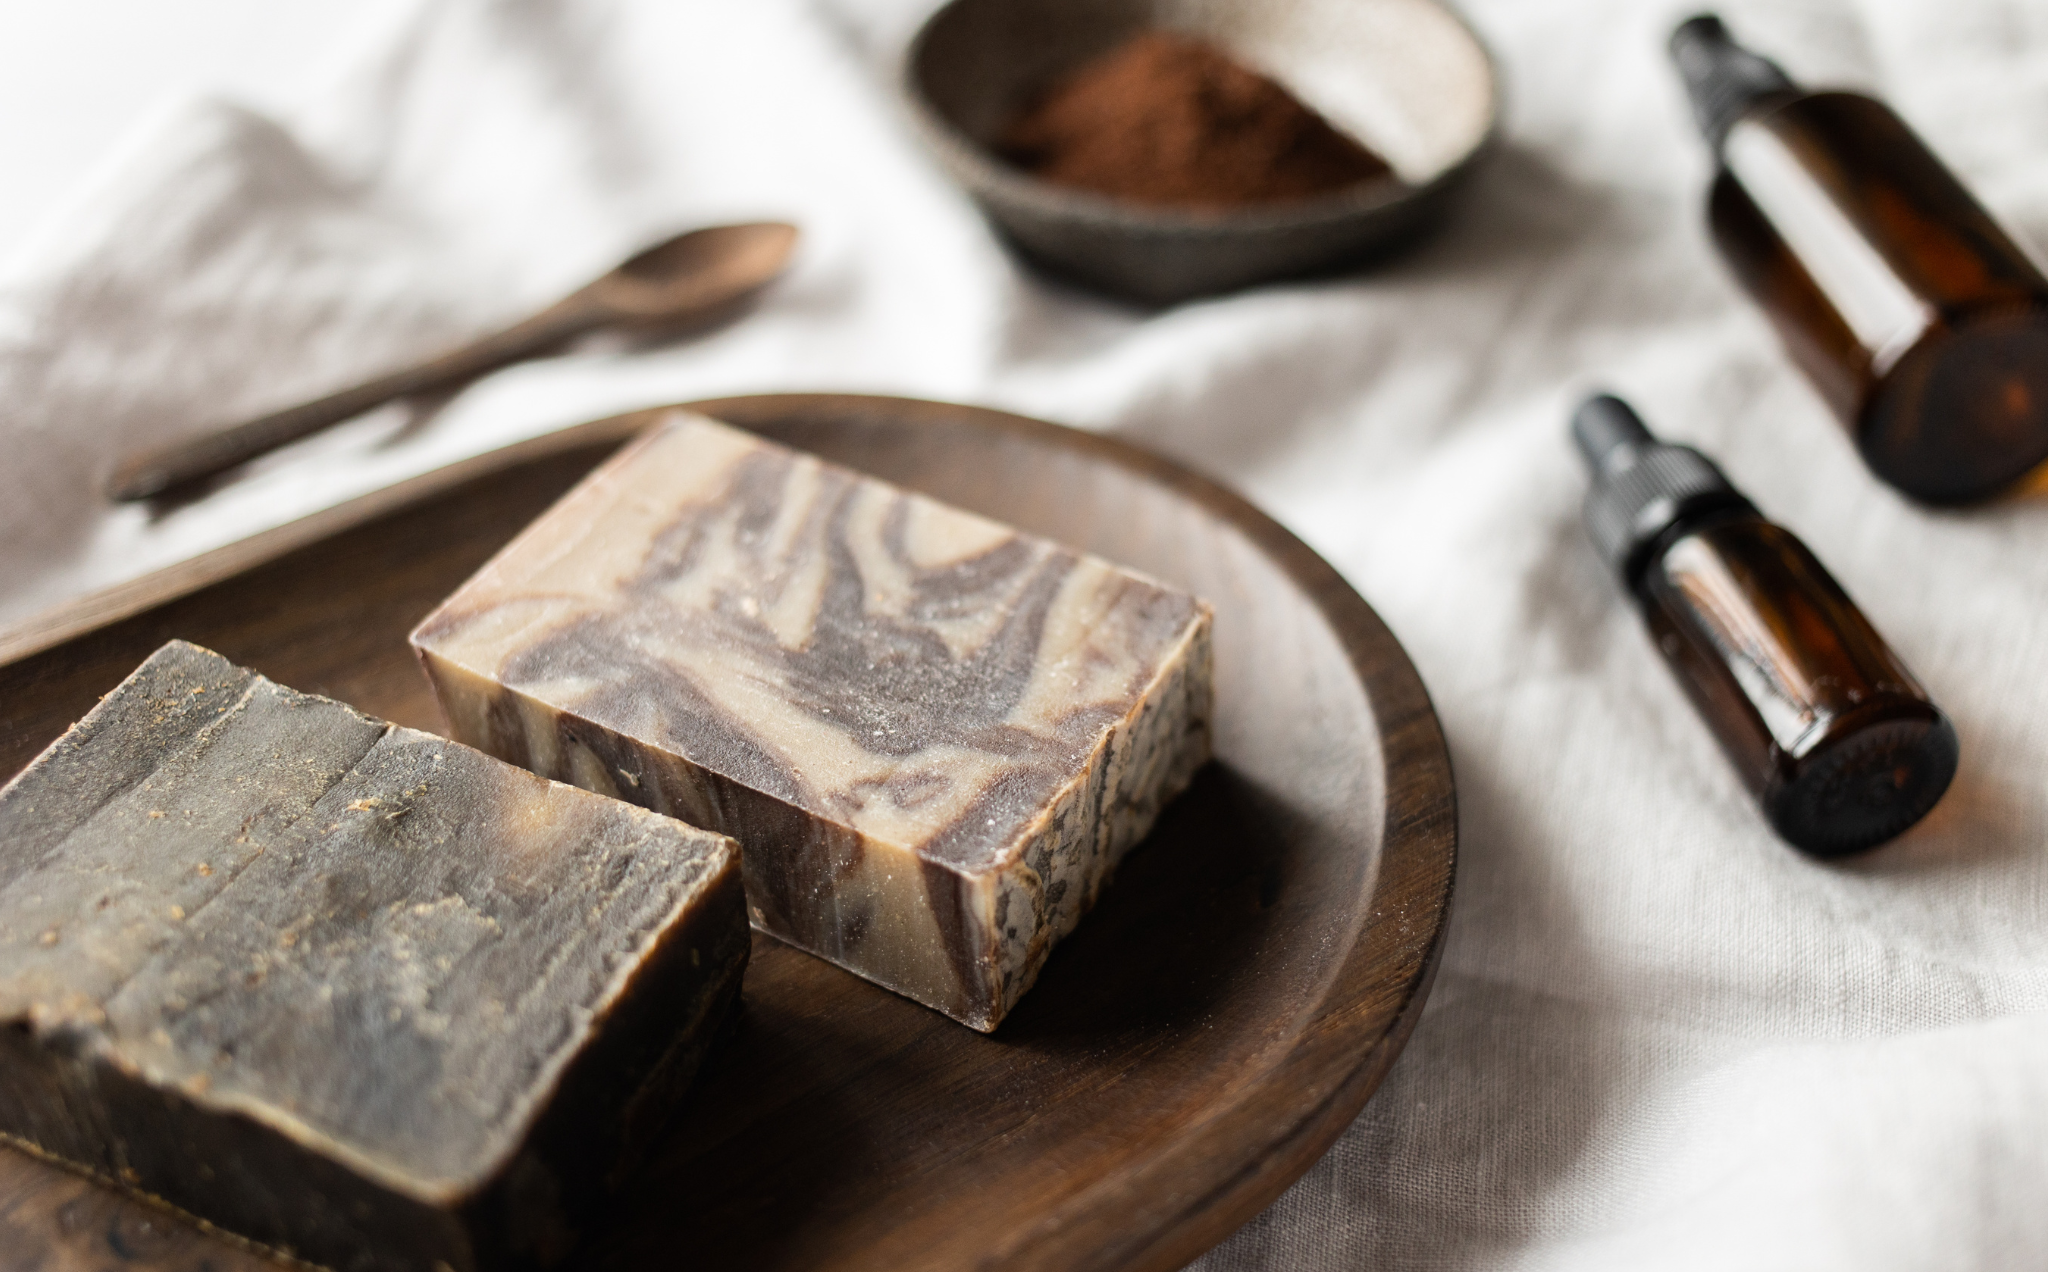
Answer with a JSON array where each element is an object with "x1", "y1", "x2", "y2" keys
[{"x1": 5, "y1": 0, "x2": 2047, "y2": 1266}]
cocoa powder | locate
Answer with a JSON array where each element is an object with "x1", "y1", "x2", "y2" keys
[{"x1": 996, "y1": 31, "x2": 1392, "y2": 211}]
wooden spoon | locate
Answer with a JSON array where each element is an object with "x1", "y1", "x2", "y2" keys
[{"x1": 106, "y1": 221, "x2": 800, "y2": 502}]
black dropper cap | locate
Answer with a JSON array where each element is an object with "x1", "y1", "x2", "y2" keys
[
  {"x1": 1572, "y1": 394, "x2": 1755, "y2": 586},
  {"x1": 1669, "y1": 14, "x2": 1798, "y2": 152}
]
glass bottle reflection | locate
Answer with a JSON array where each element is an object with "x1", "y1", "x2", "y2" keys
[
  {"x1": 1675, "y1": 15, "x2": 2048, "y2": 503},
  {"x1": 1573, "y1": 393, "x2": 1957, "y2": 856},
  {"x1": 1641, "y1": 514, "x2": 1955, "y2": 853}
]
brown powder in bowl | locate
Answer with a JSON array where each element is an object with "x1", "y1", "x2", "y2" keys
[{"x1": 995, "y1": 30, "x2": 1393, "y2": 212}]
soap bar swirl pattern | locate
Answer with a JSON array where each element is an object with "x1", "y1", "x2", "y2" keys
[{"x1": 413, "y1": 413, "x2": 1214, "y2": 1030}]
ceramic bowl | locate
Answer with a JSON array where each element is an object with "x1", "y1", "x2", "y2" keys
[{"x1": 904, "y1": 0, "x2": 1501, "y2": 305}]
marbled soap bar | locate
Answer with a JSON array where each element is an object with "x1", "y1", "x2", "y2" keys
[
  {"x1": 0, "y1": 641, "x2": 747, "y2": 1272},
  {"x1": 411, "y1": 412, "x2": 1213, "y2": 1031}
]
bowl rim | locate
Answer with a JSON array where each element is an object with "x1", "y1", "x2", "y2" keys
[{"x1": 899, "y1": 0, "x2": 1504, "y2": 235}]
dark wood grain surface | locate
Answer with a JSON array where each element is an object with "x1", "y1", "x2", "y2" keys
[{"x1": 0, "y1": 395, "x2": 1456, "y2": 1272}]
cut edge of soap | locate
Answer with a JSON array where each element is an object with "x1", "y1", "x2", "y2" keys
[
  {"x1": 971, "y1": 603, "x2": 1216, "y2": 1029},
  {"x1": 0, "y1": 1128, "x2": 333, "y2": 1271}
]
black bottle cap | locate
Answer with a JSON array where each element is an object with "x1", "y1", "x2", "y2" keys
[
  {"x1": 1669, "y1": 14, "x2": 1798, "y2": 151},
  {"x1": 1572, "y1": 394, "x2": 1755, "y2": 585},
  {"x1": 1768, "y1": 711, "x2": 1960, "y2": 858}
]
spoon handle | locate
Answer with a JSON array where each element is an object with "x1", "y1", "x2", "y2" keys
[{"x1": 106, "y1": 296, "x2": 601, "y2": 503}]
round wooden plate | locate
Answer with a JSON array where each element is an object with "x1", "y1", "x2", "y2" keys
[{"x1": 0, "y1": 394, "x2": 1456, "y2": 1272}]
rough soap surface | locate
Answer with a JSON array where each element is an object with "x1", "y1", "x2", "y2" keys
[
  {"x1": 411, "y1": 412, "x2": 1213, "y2": 1031},
  {"x1": 0, "y1": 641, "x2": 748, "y2": 1272}
]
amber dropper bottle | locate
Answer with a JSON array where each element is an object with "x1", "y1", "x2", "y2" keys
[
  {"x1": 1671, "y1": 15, "x2": 2048, "y2": 504},
  {"x1": 1572, "y1": 393, "x2": 1958, "y2": 856}
]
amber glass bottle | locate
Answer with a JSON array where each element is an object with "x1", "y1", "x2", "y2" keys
[
  {"x1": 1572, "y1": 394, "x2": 1958, "y2": 856},
  {"x1": 1671, "y1": 15, "x2": 2048, "y2": 504}
]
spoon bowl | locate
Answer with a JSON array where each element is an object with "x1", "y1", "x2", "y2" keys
[{"x1": 598, "y1": 222, "x2": 802, "y2": 322}]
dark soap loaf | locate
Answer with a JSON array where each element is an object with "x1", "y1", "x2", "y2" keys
[{"x1": 0, "y1": 641, "x2": 747, "y2": 1271}]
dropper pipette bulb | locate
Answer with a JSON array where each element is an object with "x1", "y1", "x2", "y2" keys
[{"x1": 1571, "y1": 393, "x2": 1656, "y2": 475}]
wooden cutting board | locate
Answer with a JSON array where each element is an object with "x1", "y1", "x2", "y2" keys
[{"x1": 0, "y1": 394, "x2": 1456, "y2": 1272}]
